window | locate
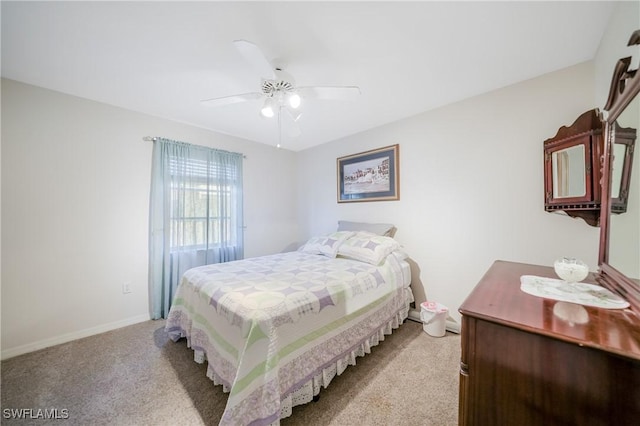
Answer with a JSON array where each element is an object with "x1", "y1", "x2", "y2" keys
[{"x1": 168, "y1": 156, "x2": 239, "y2": 250}]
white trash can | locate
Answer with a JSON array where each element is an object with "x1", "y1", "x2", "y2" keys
[{"x1": 420, "y1": 301, "x2": 448, "y2": 337}]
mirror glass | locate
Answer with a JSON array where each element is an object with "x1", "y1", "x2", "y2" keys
[
  {"x1": 552, "y1": 145, "x2": 586, "y2": 198},
  {"x1": 609, "y1": 95, "x2": 639, "y2": 280},
  {"x1": 611, "y1": 143, "x2": 627, "y2": 198}
]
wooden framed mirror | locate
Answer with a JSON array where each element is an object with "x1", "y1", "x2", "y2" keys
[
  {"x1": 598, "y1": 30, "x2": 640, "y2": 312},
  {"x1": 543, "y1": 109, "x2": 604, "y2": 226}
]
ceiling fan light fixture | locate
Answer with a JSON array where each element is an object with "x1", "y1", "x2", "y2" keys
[
  {"x1": 287, "y1": 92, "x2": 301, "y2": 109},
  {"x1": 260, "y1": 97, "x2": 275, "y2": 118}
]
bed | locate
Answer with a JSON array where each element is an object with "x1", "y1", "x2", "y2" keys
[{"x1": 165, "y1": 228, "x2": 414, "y2": 425}]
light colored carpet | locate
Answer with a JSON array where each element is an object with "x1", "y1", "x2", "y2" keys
[{"x1": 1, "y1": 319, "x2": 460, "y2": 425}]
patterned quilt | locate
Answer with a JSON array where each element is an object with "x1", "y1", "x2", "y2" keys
[{"x1": 165, "y1": 251, "x2": 411, "y2": 425}]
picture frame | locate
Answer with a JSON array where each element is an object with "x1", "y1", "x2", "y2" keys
[{"x1": 337, "y1": 144, "x2": 399, "y2": 203}]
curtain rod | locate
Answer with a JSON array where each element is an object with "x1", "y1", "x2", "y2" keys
[{"x1": 142, "y1": 136, "x2": 246, "y2": 158}]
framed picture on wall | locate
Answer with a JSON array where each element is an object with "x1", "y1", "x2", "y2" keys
[{"x1": 337, "y1": 144, "x2": 399, "y2": 203}]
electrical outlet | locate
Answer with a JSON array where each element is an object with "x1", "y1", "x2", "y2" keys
[{"x1": 122, "y1": 282, "x2": 132, "y2": 294}]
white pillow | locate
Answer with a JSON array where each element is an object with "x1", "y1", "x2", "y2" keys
[
  {"x1": 300, "y1": 231, "x2": 354, "y2": 258},
  {"x1": 337, "y1": 221, "x2": 396, "y2": 237},
  {"x1": 390, "y1": 249, "x2": 409, "y2": 261},
  {"x1": 337, "y1": 231, "x2": 401, "y2": 265}
]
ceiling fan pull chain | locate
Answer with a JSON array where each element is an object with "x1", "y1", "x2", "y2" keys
[{"x1": 277, "y1": 106, "x2": 282, "y2": 149}]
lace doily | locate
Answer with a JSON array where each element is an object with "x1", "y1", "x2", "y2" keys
[{"x1": 520, "y1": 275, "x2": 629, "y2": 309}]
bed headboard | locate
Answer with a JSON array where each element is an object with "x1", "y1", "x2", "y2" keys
[{"x1": 337, "y1": 221, "x2": 397, "y2": 238}]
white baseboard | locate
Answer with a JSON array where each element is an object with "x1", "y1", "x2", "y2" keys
[
  {"x1": 407, "y1": 308, "x2": 422, "y2": 323},
  {"x1": 1, "y1": 313, "x2": 151, "y2": 360},
  {"x1": 407, "y1": 309, "x2": 461, "y2": 334}
]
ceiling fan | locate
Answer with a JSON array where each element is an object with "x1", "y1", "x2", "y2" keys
[{"x1": 201, "y1": 40, "x2": 361, "y2": 137}]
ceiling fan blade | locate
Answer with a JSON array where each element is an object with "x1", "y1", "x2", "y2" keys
[
  {"x1": 233, "y1": 39, "x2": 276, "y2": 80},
  {"x1": 200, "y1": 92, "x2": 263, "y2": 108},
  {"x1": 283, "y1": 111, "x2": 302, "y2": 138},
  {"x1": 297, "y1": 86, "x2": 361, "y2": 101}
]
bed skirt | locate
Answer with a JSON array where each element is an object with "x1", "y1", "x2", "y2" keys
[
  {"x1": 174, "y1": 304, "x2": 410, "y2": 424},
  {"x1": 274, "y1": 307, "x2": 409, "y2": 421}
]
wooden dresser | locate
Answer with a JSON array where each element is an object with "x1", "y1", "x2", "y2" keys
[{"x1": 458, "y1": 260, "x2": 640, "y2": 425}]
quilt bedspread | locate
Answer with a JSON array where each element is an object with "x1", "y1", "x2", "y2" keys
[{"x1": 165, "y1": 250, "x2": 410, "y2": 425}]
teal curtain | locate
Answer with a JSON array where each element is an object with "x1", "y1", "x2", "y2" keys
[{"x1": 149, "y1": 138, "x2": 244, "y2": 319}]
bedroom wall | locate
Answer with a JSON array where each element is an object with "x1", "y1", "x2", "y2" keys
[
  {"x1": 296, "y1": 61, "x2": 600, "y2": 326},
  {"x1": 1, "y1": 78, "x2": 298, "y2": 358},
  {"x1": 294, "y1": 1, "x2": 639, "y2": 328}
]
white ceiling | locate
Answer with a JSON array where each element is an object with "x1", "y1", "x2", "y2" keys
[{"x1": 2, "y1": 1, "x2": 614, "y2": 151}]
